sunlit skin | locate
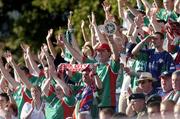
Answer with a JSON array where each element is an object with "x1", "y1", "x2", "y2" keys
[
  {"x1": 31, "y1": 86, "x2": 41, "y2": 101},
  {"x1": 0, "y1": 96, "x2": 8, "y2": 109},
  {"x1": 161, "y1": 76, "x2": 172, "y2": 92},
  {"x1": 0, "y1": 78, "x2": 9, "y2": 93},
  {"x1": 174, "y1": 0, "x2": 180, "y2": 14},
  {"x1": 148, "y1": 106, "x2": 161, "y2": 119},
  {"x1": 138, "y1": 80, "x2": 153, "y2": 94},
  {"x1": 81, "y1": 70, "x2": 93, "y2": 85},
  {"x1": 163, "y1": 0, "x2": 174, "y2": 11},
  {"x1": 99, "y1": 112, "x2": 112, "y2": 119},
  {"x1": 174, "y1": 105, "x2": 180, "y2": 119},
  {"x1": 54, "y1": 85, "x2": 64, "y2": 100},
  {"x1": 161, "y1": 103, "x2": 174, "y2": 119},
  {"x1": 172, "y1": 74, "x2": 180, "y2": 91},
  {"x1": 131, "y1": 99, "x2": 145, "y2": 113},
  {"x1": 151, "y1": 34, "x2": 163, "y2": 49},
  {"x1": 96, "y1": 49, "x2": 111, "y2": 63}
]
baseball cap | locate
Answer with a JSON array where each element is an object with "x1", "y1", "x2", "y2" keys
[
  {"x1": 129, "y1": 93, "x2": 145, "y2": 101},
  {"x1": 160, "y1": 71, "x2": 173, "y2": 78},
  {"x1": 146, "y1": 94, "x2": 162, "y2": 105}
]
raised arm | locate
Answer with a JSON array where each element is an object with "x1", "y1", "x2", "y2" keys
[
  {"x1": 62, "y1": 35, "x2": 84, "y2": 63},
  {"x1": 102, "y1": 1, "x2": 112, "y2": 20},
  {"x1": 117, "y1": 0, "x2": 125, "y2": 18},
  {"x1": 46, "y1": 29, "x2": 57, "y2": 59},
  {"x1": 125, "y1": 1, "x2": 139, "y2": 16},
  {"x1": 140, "y1": 0, "x2": 152, "y2": 15},
  {"x1": 67, "y1": 14, "x2": 81, "y2": 53},
  {"x1": 107, "y1": 36, "x2": 119, "y2": 61},
  {"x1": 4, "y1": 51, "x2": 33, "y2": 90},
  {"x1": 91, "y1": 12, "x2": 107, "y2": 44},
  {"x1": 131, "y1": 35, "x2": 152, "y2": 56},
  {"x1": 26, "y1": 46, "x2": 41, "y2": 76},
  {"x1": 81, "y1": 20, "x2": 90, "y2": 42},
  {"x1": 149, "y1": 14, "x2": 162, "y2": 32},
  {"x1": 41, "y1": 69, "x2": 52, "y2": 96},
  {"x1": 0, "y1": 57, "x2": 19, "y2": 89}
]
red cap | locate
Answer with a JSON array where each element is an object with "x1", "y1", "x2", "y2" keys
[{"x1": 96, "y1": 43, "x2": 111, "y2": 51}]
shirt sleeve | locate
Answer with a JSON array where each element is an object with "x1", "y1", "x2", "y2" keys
[{"x1": 20, "y1": 102, "x2": 32, "y2": 119}]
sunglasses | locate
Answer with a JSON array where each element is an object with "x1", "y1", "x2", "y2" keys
[{"x1": 138, "y1": 80, "x2": 152, "y2": 84}]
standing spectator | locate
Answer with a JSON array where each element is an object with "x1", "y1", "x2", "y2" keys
[
  {"x1": 156, "y1": 0, "x2": 178, "y2": 21},
  {"x1": 132, "y1": 32, "x2": 176, "y2": 87},
  {"x1": 20, "y1": 86, "x2": 45, "y2": 119},
  {"x1": 93, "y1": 37, "x2": 120, "y2": 110},
  {"x1": 73, "y1": 64, "x2": 102, "y2": 119}
]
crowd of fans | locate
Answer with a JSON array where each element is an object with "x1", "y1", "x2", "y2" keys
[{"x1": 0, "y1": 0, "x2": 179, "y2": 119}]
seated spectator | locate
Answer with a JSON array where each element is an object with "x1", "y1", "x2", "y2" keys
[
  {"x1": 167, "y1": 70, "x2": 180, "y2": 103},
  {"x1": 146, "y1": 94, "x2": 162, "y2": 105},
  {"x1": 99, "y1": 108, "x2": 115, "y2": 119},
  {"x1": 126, "y1": 93, "x2": 147, "y2": 119},
  {"x1": 174, "y1": 104, "x2": 180, "y2": 119},
  {"x1": 147, "y1": 101, "x2": 161, "y2": 119},
  {"x1": 158, "y1": 71, "x2": 173, "y2": 101},
  {"x1": 134, "y1": 72, "x2": 158, "y2": 97},
  {"x1": 146, "y1": 94, "x2": 162, "y2": 119},
  {"x1": 161, "y1": 100, "x2": 175, "y2": 119}
]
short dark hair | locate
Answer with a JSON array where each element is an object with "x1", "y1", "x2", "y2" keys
[
  {"x1": 99, "y1": 108, "x2": 115, "y2": 117},
  {"x1": 147, "y1": 101, "x2": 161, "y2": 109},
  {"x1": 0, "y1": 93, "x2": 9, "y2": 102},
  {"x1": 111, "y1": 112, "x2": 128, "y2": 119},
  {"x1": 154, "y1": 32, "x2": 164, "y2": 40}
]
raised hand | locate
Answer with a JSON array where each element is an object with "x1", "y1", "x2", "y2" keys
[
  {"x1": 42, "y1": 43, "x2": 49, "y2": 56},
  {"x1": 91, "y1": 12, "x2": 96, "y2": 25},
  {"x1": 81, "y1": 20, "x2": 85, "y2": 29},
  {"x1": 46, "y1": 29, "x2": 53, "y2": 40},
  {"x1": 37, "y1": 50, "x2": 45, "y2": 61},
  {"x1": 68, "y1": 11, "x2": 73, "y2": 30},
  {"x1": 4, "y1": 51, "x2": 13, "y2": 64},
  {"x1": 55, "y1": 34, "x2": 64, "y2": 47},
  {"x1": 102, "y1": 1, "x2": 111, "y2": 12}
]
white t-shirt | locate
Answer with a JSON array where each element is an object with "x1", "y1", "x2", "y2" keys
[{"x1": 20, "y1": 102, "x2": 45, "y2": 119}]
